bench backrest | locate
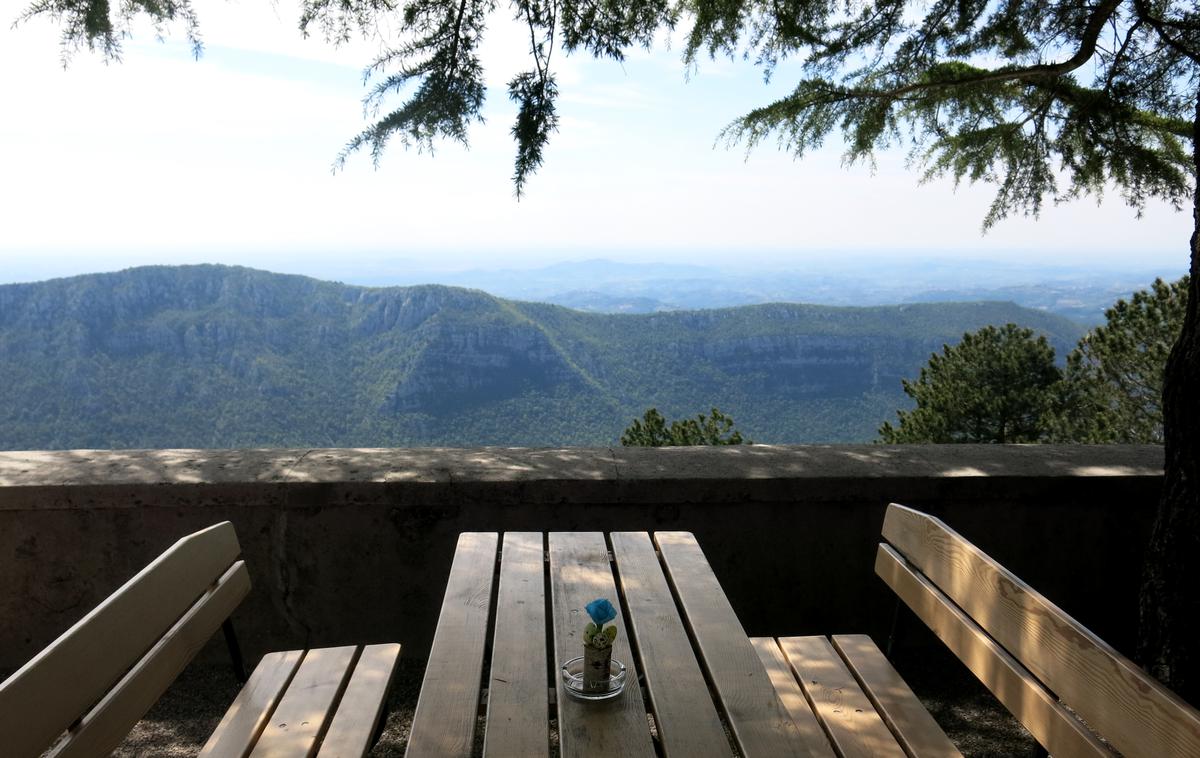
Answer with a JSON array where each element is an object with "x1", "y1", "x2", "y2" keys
[
  {"x1": 876, "y1": 503, "x2": 1200, "y2": 758},
  {"x1": 0, "y1": 521, "x2": 251, "y2": 758}
]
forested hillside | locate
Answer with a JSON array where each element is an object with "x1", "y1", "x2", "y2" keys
[{"x1": 0, "y1": 265, "x2": 1085, "y2": 448}]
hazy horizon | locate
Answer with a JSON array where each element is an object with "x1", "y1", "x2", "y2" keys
[{"x1": 0, "y1": 252, "x2": 1186, "y2": 287}]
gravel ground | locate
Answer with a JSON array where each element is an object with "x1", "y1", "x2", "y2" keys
[
  {"x1": 890, "y1": 644, "x2": 1038, "y2": 758},
  {"x1": 114, "y1": 657, "x2": 423, "y2": 757},
  {"x1": 114, "y1": 644, "x2": 1036, "y2": 757}
]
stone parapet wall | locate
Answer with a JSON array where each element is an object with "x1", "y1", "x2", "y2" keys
[{"x1": 0, "y1": 445, "x2": 1163, "y2": 670}]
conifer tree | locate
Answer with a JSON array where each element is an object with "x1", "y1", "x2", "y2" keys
[
  {"x1": 21, "y1": 0, "x2": 1200, "y2": 698},
  {"x1": 621, "y1": 407, "x2": 748, "y2": 446},
  {"x1": 1052, "y1": 276, "x2": 1189, "y2": 444},
  {"x1": 879, "y1": 324, "x2": 1060, "y2": 444}
]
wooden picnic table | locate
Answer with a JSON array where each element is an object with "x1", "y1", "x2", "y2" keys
[{"x1": 405, "y1": 531, "x2": 949, "y2": 758}]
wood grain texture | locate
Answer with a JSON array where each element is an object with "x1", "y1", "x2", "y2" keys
[
  {"x1": 48, "y1": 561, "x2": 252, "y2": 758},
  {"x1": 199, "y1": 649, "x2": 305, "y2": 758},
  {"x1": 779, "y1": 636, "x2": 907, "y2": 758},
  {"x1": 831, "y1": 635, "x2": 962, "y2": 758},
  {"x1": 548, "y1": 532, "x2": 656, "y2": 758},
  {"x1": 250, "y1": 645, "x2": 358, "y2": 758},
  {"x1": 883, "y1": 503, "x2": 1200, "y2": 758},
  {"x1": 406, "y1": 532, "x2": 499, "y2": 758},
  {"x1": 654, "y1": 531, "x2": 815, "y2": 758},
  {"x1": 0, "y1": 521, "x2": 242, "y2": 758},
  {"x1": 484, "y1": 532, "x2": 550, "y2": 758},
  {"x1": 318, "y1": 643, "x2": 403, "y2": 758},
  {"x1": 610, "y1": 532, "x2": 732, "y2": 758},
  {"x1": 750, "y1": 638, "x2": 837, "y2": 758},
  {"x1": 876, "y1": 544, "x2": 1111, "y2": 758}
]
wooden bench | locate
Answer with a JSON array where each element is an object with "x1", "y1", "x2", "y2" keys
[
  {"x1": 0, "y1": 522, "x2": 402, "y2": 758},
  {"x1": 758, "y1": 503, "x2": 1200, "y2": 757}
]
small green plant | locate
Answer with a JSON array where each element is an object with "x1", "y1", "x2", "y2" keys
[{"x1": 620, "y1": 407, "x2": 749, "y2": 446}]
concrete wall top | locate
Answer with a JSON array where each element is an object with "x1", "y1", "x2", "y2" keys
[
  {"x1": 0, "y1": 444, "x2": 1165, "y2": 667},
  {"x1": 0, "y1": 443, "x2": 1165, "y2": 494}
]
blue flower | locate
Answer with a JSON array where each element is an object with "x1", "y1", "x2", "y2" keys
[{"x1": 586, "y1": 598, "x2": 617, "y2": 626}]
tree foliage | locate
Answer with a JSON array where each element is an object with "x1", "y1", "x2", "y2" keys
[
  {"x1": 621, "y1": 407, "x2": 748, "y2": 446},
  {"x1": 19, "y1": 0, "x2": 203, "y2": 61},
  {"x1": 878, "y1": 324, "x2": 1061, "y2": 443},
  {"x1": 1051, "y1": 276, "x2": 1189, "y2": 443}
]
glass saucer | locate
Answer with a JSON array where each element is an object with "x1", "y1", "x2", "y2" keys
[{"x1": 560, "y1": 656, "x2": 627, "y2": 701}]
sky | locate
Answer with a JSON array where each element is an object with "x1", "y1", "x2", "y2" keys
[{"x1": 0, "y1": 0, "x2": 1192, "y2": 284}]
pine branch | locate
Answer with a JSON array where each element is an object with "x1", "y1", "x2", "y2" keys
[
  {"x1": 1133, "y1": 0, "x2": 1200, "y2": 65},
  {"x1": 839, "y1": 0, "x2": 1123, "y2": 100}
]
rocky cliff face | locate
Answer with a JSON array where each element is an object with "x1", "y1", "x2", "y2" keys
[
  {"x1": 385, "y1": 322, "x2": 585, "y2": 412},
  {"x1": 697, "y1": 334, "x2": 929, "y2": 395},
  {"x1": 0, "y1": 265, "x2": 1085, "y2": 447}
]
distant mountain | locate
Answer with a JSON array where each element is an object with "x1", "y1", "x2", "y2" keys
[
  {"x1": 405, "y1": 257, "x2": 1181, "y2": 324},
  {"x1": 0, "y1": 265, "x2": 1087, "y2": 448},
  {"x1": 543, "y1": 290, "x2": 675, "y2": 313}
]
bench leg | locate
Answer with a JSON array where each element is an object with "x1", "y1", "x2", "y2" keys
[
  {"x1": 370, "y1": 697, "x2": 391, "y2": 747},
  {"x1": 886, "y1": 596, "x2": 903, "y2": 658},
  {"x1": 222, "y1": 619, "x2": 248, "y2": 684}
]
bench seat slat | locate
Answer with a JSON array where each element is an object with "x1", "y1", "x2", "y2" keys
[
  {"x1": 750, "y1": 638, "x2": 837, "y2": 758},
  {"x1": 484, "y1": 533, "x2": 549, "y2": 758},
  {"x1": 882, "y1": 503, "x2": 1200, "y2": 758},
  {"x1": 250, "y1": 645, "x2": 358, "y2": 758},
  {"x1": 831, "y1": 635, "x2": 962, "y2": 758},
  {"x1": 199, "y1": 649, "x2": 305, "y2": 758},
  {"x1": 654, "y1": 531, "x2": 818, "y2": 758},
  {"x1": 318, "y1": 643, "x2": 403, "y2": 758},
  {"x1": 779, "y1": 635, "x2": 908, "y2": 758},
  {"x1": 611, "y1": 531, "x2": 732, "y2": 758},
  {"x1": 876, "y1": 544, "x2": 1111, "y2": 758},
  {"x1": 49, "y1": 560, "x2": 252, "y2": 758},
  {"x1": 0, "y1": 521, "x2": 242, "y2": 758},
  {"x1": 548, "y1": 532, "x2": 656, "y2": 758},
  {"x1": 406, "y1": 532, "x2": 499, "y2": 758}
]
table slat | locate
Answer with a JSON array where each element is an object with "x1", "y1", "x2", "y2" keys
[
  {"x1": 779, "y1": 636, "x2": 907, "y2": 758},
  {"x1": 751, "y1": 638, "x2": 837, "y2": 758},
  {"x1": 199, "y1": 649, "x2": 304, "y2": 758},
  {"x1": 484, "y1": 532, "x2": 550, "y2": 758},
  {"x1": 318, "y1": 643, "x2": 403, "y2": 758},
  {"x1": 655, "y1": 532, "x2": 816, "y2": 758},
  {"x1": 610, "y1": 531, "x2": 733, "y2": 758},
  {"x1": 548, "y1": 532, "x2": 656, "y2": 758},
  {"x1": 250, "y1": 645, "x2": 358, "y2": 758},
  {"x1": 831, "y1": 635, "x2": 963, "y2": 758},
  {"x1": 406, "y1": 532, "x2": 499, "y2": 758}
]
